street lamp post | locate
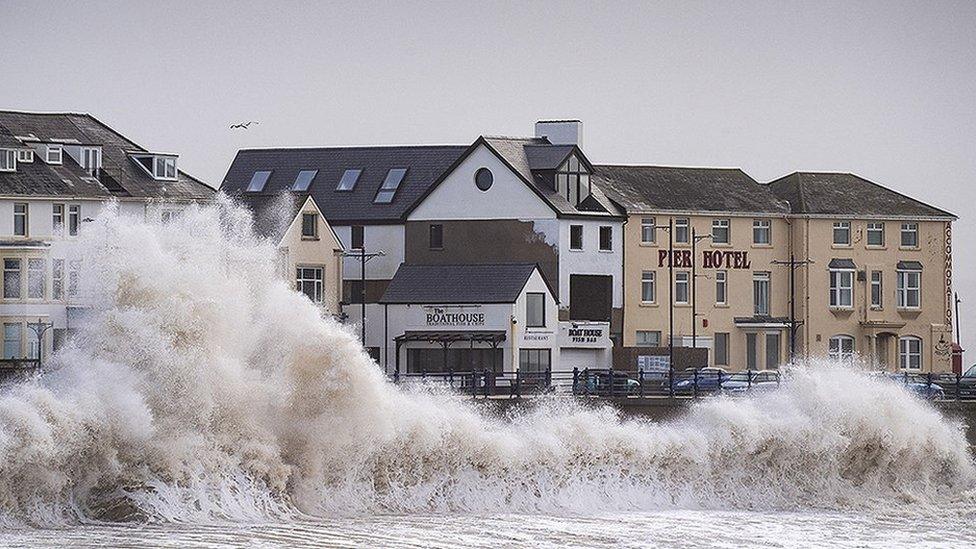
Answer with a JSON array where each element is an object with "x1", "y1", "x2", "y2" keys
[
  {"x1": 341, "y1": 248, "x2": 385, "y2": 348},
  {"x1": 771, "y1": 254, "x2": 813, "y2": 363},
  {"x1": 26, "y1": 318, "x2": 54, "y2": 367}
]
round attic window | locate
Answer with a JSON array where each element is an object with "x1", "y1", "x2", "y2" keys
[{"x1": 475, "y1": 167, "x2": 493, "y2": 191}]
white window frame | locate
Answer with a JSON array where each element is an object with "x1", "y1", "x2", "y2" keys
[
  {"x1": 715, "y1": 270, "x2": 727, "y2": 305},
  {"x1": 828, "y1": 335, "x2": 855, "y2": 362},
  {"x1": 753, "y1": 219, "x2": 771, "y2": 245},
  {"x1": 13, "y1": 203, "x2": 28, "y2": 237},
  {"x1": 866, "y1": 222, "x2": 885, "y2": 247},
  {"x1": 301, "y1": 213, "x2": 318, "y2": 239},
  {"x1": 753, "y1": 271, "x2": 770, "y2": 315},
  {"x1": 674, "y1": 218, "x2": 689, "y2": 244},
  {"x1": 569, "y1": 224, "x2": 583, "y2": 251},
  {"x1": 3, "y1": 322, "x2": 22, "y2": 359},
  {"x1": 829, "y1": 269, "x2": 854, "y2": 308},
  {"x1": 45, "y1": 145, "x2": 63, "y2": 165},
  {"x1": 153, "y1": 156, "x2": 178, "y2": 181},
  {"x1": 295, "y1": 266, "x2": 324, "y2": 304},
  {"x1": 833, "y1": 221, "x2": 851, "y2": 246},
  {"x1": 711, "y1": 218, "x2": 730, "y2": 244},
  {"x1": 641, "y1": 270, "x2": 656, "y2": 303},
  {"x1": 526, "y1": 292, "x2": 546, "y2": 327},
  {"x1": 635, "y1": 330, "x2": 661, "y2": 347},
  {"x1": 27, "y1": 258, "x2": 45, "y2": 300},
  {"x1": 68, "y1": 204, "x2": 81, "y2": 237},
  {"x1": 52, "y1": 258, "x2": 64, "y2": 301},
  {"x1": 870, "y1": 271, "x2": 883, "y2": 309},
  {"x1": 0, "y1": 149, "x2": 16, "y2": 172},
  {"x1": 641, "y1": 217, "x2": 656, "y2": 244},
  {"x1": 16, "y1": 149, "x2": 33, "y2": 163},
  {"x1": 899, "y1": 336, "x2": 922, "y2": 370},
  {"x1": 900, "y1": 223, "x2": 919, "y2": 248},
  {"x1": 897, "y1": 269, "x2": 921, "y2": 309},
  {"x1": 675, "y1": 271, "x2": 690, "y2": 304},
  {"x1": 3, "y1": 258, "x2": 21, "y2": 300}
]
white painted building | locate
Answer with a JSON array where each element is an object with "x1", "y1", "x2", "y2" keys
[{"x1": 0, "y1": 111, "x2": 214, "y2": 364}]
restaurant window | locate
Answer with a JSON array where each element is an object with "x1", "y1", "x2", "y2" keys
[
  {"x1": 711, "y1": 219, "x2": 729, "y2": 244},
  {"x1": 753, "y1": 272, "x2": 770, "y2": 315},
  {"x1": 428, "y1": 223, "x2": 443, "y2": 250},
  {"x1": 526, "y1": 292, "x2": 546, "y2": 327},
  {"x1": 3, "y1": 323, "x2": 21, "y2": 359},
  {"x1": 599, "y1": 226, "x2": 612, "y2": 251},
  {"x1": 901, "y1": 223, "x2": 919, "y2": 248},
  {"x1": 866, "y1": 222, "x2": 885, "y2": 247},
  {"x1": 636, "y1": 330, "x2": 661, "y2": 347},
  {"x1": 829, "y1": 269, "x2": 854, "y2": 308},
  {"x1": 519, "y1": 348, "x2": 551, "y2": 373},
  {"x1": 675, "y1": 271, "x2": 690, "y2": 304},
  {"x1": 13, "y1": 203, "x2": 27, "y2": 236},
  {"x1": 3, "y1": 259, "x2": 21, "y2": 299},
  {"x1": 674, "y1": 218, "x2": 689, "y2": 244},
  {"x1": 833, "y1": 221, "x2": 851, "y2": 246},
  {"x1": 753, "y1": 219, "x2": 771, "y2": 245},
  {"x1": 715, "y1": 270, "x2": 727, "y2": 305},
  {"x1": 351, "y1": 225, "x2": 364, "y2": 249},
  {"x1": 870, "y1": 271, "x2": 883, "y2": 309},
  {"x1": 897, "y1": 269, "x2": 920, "y2": 308},
  {"x1": 714, "y1": 333, "x2": 729, "y2": 366},
  {"x1": 829, "y1": 335, "x2": 855, "y2": 362},
  {"x1": 295, "y1": 266, "x2": 324, "y2": 303},
  {"x1": 27, "y1": 258, "x2": 44, "y2": 299},
  {"x1": 301, "y1": 213, "x2": 318, "y2": 239},
  {"x1": 641, "y1": 217, "x2": 656, "y2": 244},
  {"x1": 641, "y1": 271, "x2": 656, "y2": 303},
  {"x1": 570, "y1": 224, "x2": 583, "y2": 250},
  {"x1": 899, "y1": 336, "x2": 922, "y2": 370}
]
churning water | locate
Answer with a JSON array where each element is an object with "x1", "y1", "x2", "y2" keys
[{"x1": 0, "y1": 200, "x2": 973, "y2": 547}]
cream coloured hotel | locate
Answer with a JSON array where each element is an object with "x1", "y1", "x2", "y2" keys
[{"x1": 601, "y1": 167, "x2": 955, "y2": 373}]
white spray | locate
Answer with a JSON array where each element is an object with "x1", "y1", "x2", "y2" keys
[{"x1": 0, "y1": 199, "x2": 971, "y2": 525}]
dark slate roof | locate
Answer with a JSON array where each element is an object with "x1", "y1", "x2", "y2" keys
[
  {"x1": 233, "y1": 192, "x2": 307, "y2": 242},
  {"x1": 592, "y1": 165, "x2": 790, "y2": 214},
  {"x1": 897, "y1": 260, "x2": 923, "y2": 270},
  {"x1": 767, "y1": 172, "x2": 955, "y2": 219},
  {"x1": 219, "y1": 145, "x2": 467, "y2": 224},
  {"x1": 828, "y1": 258, "x2": 856, "y2": 269},
  {"x1": 381, "y1": 263, "x2": 545, "y2": 304},
  {"x1": 0, "y1": 111, "x2": 214, "y2": 200},
  {"x1": 524, "y1": 144, "x2": 575, "y2": 170},
  {"x1": 481, "y1": 137, "x2": 621, "y2": 218}
]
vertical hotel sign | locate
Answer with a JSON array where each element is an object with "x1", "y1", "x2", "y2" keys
[{"x1": 945, "y1": 222, "x2": 953, "y2": 331}]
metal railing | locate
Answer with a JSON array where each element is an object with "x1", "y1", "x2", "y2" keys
[{"x1": 388, "y1": 368, "x2": 976, "y2": 402}]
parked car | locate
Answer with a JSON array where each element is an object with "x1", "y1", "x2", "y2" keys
[
  {"x1": 574, "y1": 369, "x2": 641, "y2": 396},
  {"x1": 957, "y1": 365, "x2": 976, "y2": 399},
  {"x1": 903, "y1": 382, "x2": 946, "y2": 400},
  {"x1": 671, "y1": 367, "x2": 730, "y2": 393},
  {"x1": 721, "y1": 370, "x2": 781, "y2": 394}
]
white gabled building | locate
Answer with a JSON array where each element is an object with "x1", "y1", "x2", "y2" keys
[{"x1": 0, "y1": 111, "x2": 214, "y2": 365}]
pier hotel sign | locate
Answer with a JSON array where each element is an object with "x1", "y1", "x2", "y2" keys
[{"x1": 659, "y1": 249, "x2": 752, "y2": 269}]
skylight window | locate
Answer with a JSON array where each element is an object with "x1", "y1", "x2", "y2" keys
[
  {"x1": 292, "y1": 170, "x2": 317, "y2": 191},
  {"x1": 373, "y1": 168, "x2": 407, "y2": 204},
  {"x1": 336, "y1": 169, "x2": 361, "y2": 191},
  {"x1": 246, "y1": 170, "x2": 271, "y2": 192}
]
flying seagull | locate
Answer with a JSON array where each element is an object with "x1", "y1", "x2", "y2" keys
[{"x1": 230, "y1": 121, "x2": 259, "y2": 129}]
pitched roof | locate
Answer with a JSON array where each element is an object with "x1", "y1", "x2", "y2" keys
[
  {"x1": 219, "y1": 145, "x2": 467, "y2": 224},
  {"x1": 767, "y1": 172, "x2": 955, "y2": 219},
  {"x1": 233, "y1": 192, "x2": 307, "y2": 242},
  {"x1": 479, "y1": 137, "x2": 621, "y2": 218},
  {"x1": 0, "y1": 111, "x2": 214, "y2": 200},
  {"x1": 592, "y1": 165, "x2": 790, "y2": 214},
  {"x1": 380, "y1": 263, "x2": 546, "y2": 304}
]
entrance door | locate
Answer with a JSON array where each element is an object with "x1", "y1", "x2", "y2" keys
[{"x1": 876, "y1": 335, "x2": 891, "y2": 370}]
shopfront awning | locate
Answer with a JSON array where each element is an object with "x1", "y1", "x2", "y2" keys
[{"x1": 395, "y1": 330, "x2": 507, "y2": 344}]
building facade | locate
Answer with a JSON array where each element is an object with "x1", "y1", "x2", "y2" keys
[{"x1": 0, "y1": 111, "x2": 214, "y2": 363}]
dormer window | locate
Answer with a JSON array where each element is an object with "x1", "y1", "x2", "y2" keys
[
  {"x1": 374, "y1": 168, "x2": 406, "y2": 203},
  {"x1": 16, "y1": 150, "x2": 33, "y2": 163},
  {"x1": 153, "y1": 156, "x2": 177, "y2": 180},
  {"x1": 246, "y1": 170, "x2": 271, "y2": 192},
  {"x1": 555, "y1": 154, "x2": 590, "y2": 207},
  {"x1": 0, "y1": 149, "x2": 15, "y2": 172},
  {"x1": 45, "y1": 145, "x2": 63, "y2": 165},
  {"x1": 81, "y1": 147, "x2": 102, "y2": 176}
]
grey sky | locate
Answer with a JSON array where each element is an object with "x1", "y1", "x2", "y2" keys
[{"x1": 2, "y1": 0, "x2": 975, "y2": 351}]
